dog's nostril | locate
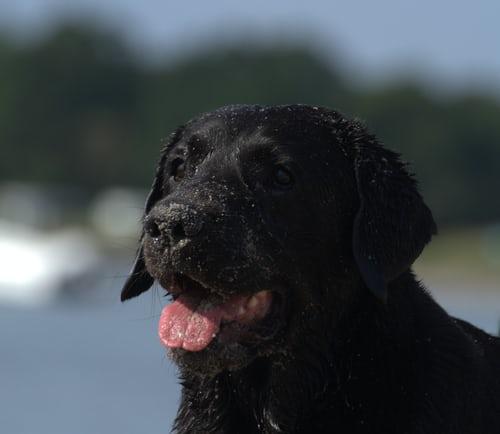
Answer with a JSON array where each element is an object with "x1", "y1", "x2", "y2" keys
[
  {"x1": 144, "y1": 216, "x2": 161, "y2": 238},
  {"x1": 171, "y1": 221, "x2": 187, "y2": 241}
]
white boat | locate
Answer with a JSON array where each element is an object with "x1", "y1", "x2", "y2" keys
[{"x1": 0, "y1": 220, "x2": 101, "y2": 306}]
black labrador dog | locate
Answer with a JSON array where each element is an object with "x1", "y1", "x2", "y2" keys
[{"x1": 121, "y1": 105, "x2": 500, "y2": 433}]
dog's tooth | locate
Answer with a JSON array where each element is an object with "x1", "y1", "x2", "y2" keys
[
  {"x1": 255, "y1": 290, "x2": 270, "y2": 303},
  {"x1": 238, "y1": 305, "x2": 247, "y2": 316},
  {"x1": 248, "y1": 295, "x2": 259, "y2": 310}
]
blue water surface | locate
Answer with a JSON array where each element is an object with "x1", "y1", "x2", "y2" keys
[{"x1": 0, "y1": 292, "x2": 179, "y2": 434}]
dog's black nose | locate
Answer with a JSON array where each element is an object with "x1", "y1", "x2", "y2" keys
[
  {"x1": 144, "y1": 215, "x2": 162, "y2": 238},
  {"x1": 144, "y1": 203, "x2": 203, "y2": 246}
]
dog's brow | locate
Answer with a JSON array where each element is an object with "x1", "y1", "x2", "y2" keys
[
  {"x1": 237, "y1": 140, "x2": 296, "y2": 167},
  {"x1": 186, "y1": 134, "x2": 207, "y2": 152}
]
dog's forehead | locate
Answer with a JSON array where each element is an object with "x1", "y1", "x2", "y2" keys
[{"x1": 182, "y1": 105, "x2": 346, "y2": 160}]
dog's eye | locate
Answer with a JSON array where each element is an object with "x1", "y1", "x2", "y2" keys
[
  {"x1": 272, "y1": 166, "x2": 294, "y2": 188},
  {"x1": 171, "y1": 158, "x2": 186, "y2": 181}
]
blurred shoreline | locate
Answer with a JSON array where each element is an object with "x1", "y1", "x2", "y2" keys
[{"x1": 1, "y1": 181, "x2": 498, "y2": 308}]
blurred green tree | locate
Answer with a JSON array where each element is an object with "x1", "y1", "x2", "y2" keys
[
  {"x1": 0, "y1": 23, "x2": 499, "y2": 227},
  {"x1": 0, "y1": 25, "x2": 141, "y2": 189}
]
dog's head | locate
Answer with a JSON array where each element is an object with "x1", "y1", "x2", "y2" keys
[{"x1": 121, "y1": 105, "x2": 436, "y2": 376}]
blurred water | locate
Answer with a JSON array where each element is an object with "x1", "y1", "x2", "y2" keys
[
  {"x1": 0, "y1": 283, "x2": 498, "y2": 434},
  {"x1": 432, "y1": 285, "x2": 500, "y2": 335},
  {"x1": 0, "y1": 293, "x2": 180, "y2": 434}
]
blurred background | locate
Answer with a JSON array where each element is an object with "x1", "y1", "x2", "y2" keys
[{"x1": 1, "y1": 1, "x2": 499, "y2": 432}]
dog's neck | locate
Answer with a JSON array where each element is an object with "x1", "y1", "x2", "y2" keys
[{"x1": 173, "y1": 271, "x2": 479, "y2": 433}]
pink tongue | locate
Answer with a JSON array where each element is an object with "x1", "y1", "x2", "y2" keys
[{"x1": 158, "y1": 293, "x2": 248, "y2": 352}]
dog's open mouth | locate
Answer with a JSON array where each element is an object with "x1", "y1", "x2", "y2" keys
[{"x1": 158, "y1": 274, "x2": 279, "y2": 352}]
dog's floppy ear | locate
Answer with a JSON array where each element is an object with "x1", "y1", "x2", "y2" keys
[
  {"x1": 121, "y1": 126, "x2": 185, "y2": 302},
  {"x1": 351, "y1": 134, "x2": 437, "y2": 302}
]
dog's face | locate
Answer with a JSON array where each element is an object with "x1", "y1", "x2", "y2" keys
[{"x1": 122, "y1": 105, "x2": 436, "y2": 376}]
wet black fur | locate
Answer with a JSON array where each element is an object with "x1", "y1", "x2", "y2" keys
[{"x1": 122, "y1": 105, "x2": 500, "y2": 433}]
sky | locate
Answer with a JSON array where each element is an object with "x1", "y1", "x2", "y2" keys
[{"x1": 1, "y1": 0, "x2": 499, "y2": 92}]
